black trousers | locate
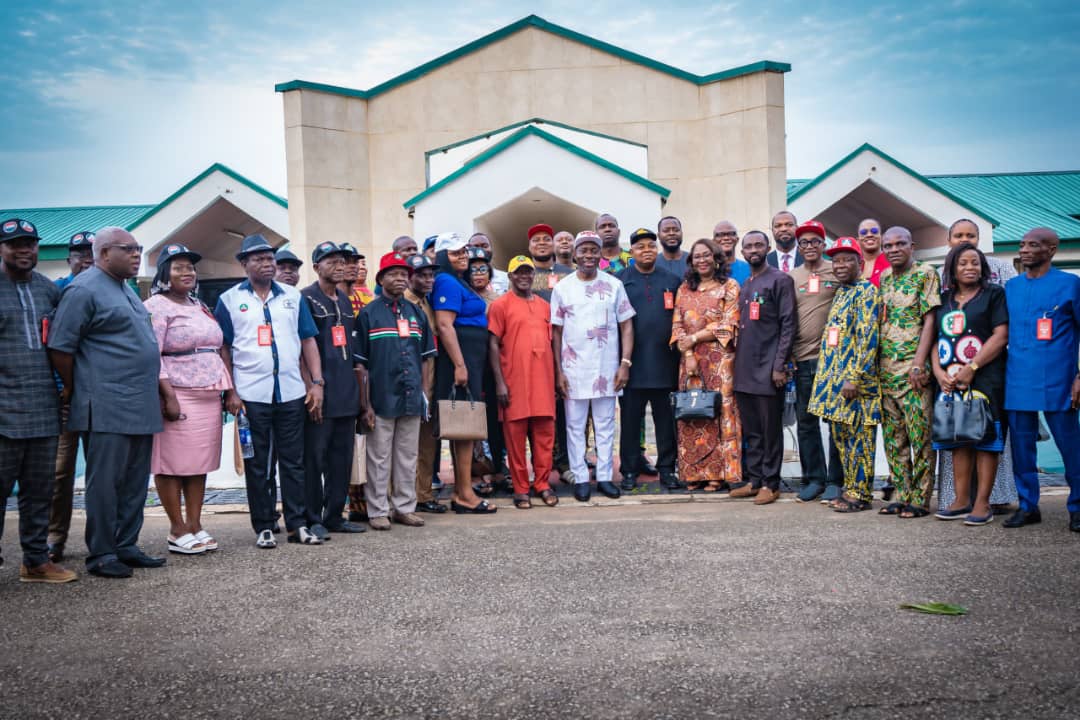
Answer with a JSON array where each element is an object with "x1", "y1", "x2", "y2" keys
[
  {"x1": 736, "y1": 391, "x2": 784, "y2": 491},
  {"x1": 553, "y1": 398, "x2": 570, "y2": 472},
  {"x1": 245, "y1": 398, "x2": 307, "y2": 533},
  {"x1": 83, "y1": 432, "x2": 152, "y2": 567},
  {"x1": 619, "y1": 388, "x2": 676, "y2": 477},
  {"x1": 795, "y1": 359, "x2": 843, "y2": 486},
  {"x1": 0, "y1": 435, "x2": 58, "y2": 568},
  {"x1": 303, "y1": 415, "x2": 356, "y2": 529},
  {"x1": 482, "y1": 365, "x2": 506, "y2": 471}
]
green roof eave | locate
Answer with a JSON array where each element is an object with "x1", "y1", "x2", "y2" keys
[
  {"x1": 786, "y1": 143, "x2": 999, "y2": 227},
  {"x1": 403, "y1": 125, "x2": 670, "y2": 209},
  {"x1": 127, "y1": 162, "x2": 287, "y2": 231},
  {"x1": 425, "y1": 117, "x2": 647, "y2": 158},
  {"x1": 276, "y1": 15, "x2": 789, "y2": 101}
]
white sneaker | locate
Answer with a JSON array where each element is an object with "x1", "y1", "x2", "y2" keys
[
  {"x1": 255, "y1": 529, "x2": 276, "y2": 549},
  {"x1": 288, "y1": 526, "x2": 324, "y2": 545}
]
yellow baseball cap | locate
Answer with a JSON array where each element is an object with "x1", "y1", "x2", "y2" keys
[{"x1": 507, "y1": 255, "x2": 536, "y2": 273}]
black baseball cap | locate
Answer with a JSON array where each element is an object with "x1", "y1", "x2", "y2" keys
[
  {"x1": 275, "y1": 249, "x2": 303, "y2": 267},
  {"x1": 0, "y1": 218, "x2": 40, "y2": 243}
]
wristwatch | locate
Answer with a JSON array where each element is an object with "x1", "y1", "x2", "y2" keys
[
  {"x1": 311, "y1": 378, "x2": 326, "y2": 386},
  {"x1": 969, "y1": 361, "x2": 979, "y2": 372},
  {"x1": 620, "y1": 358, "x2": 633, "y2": 367}
]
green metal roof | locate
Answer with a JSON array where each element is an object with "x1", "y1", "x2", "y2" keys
[
  {"x1": 0, "y1": 205, "x2": 155, "y2": 257},
  {"x1": 787, "y1": 155, "x2": 1080, "y2": 249},
  {"x1": 276, "y1": 15, "x2": 790, "y2": 101},
  {"x1": 403, "y1": 125, "x2": 670, "y2": 209}
]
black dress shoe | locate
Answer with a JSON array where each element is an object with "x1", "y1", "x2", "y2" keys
[
  {"x1": 880, "y1": 484, "x2": 895, "y2": 502},
  {"x1": 118, "y1": 551, "x2": 167, "y2": 568},
  {"x1": 88, "y1": 560, "x2": 133, "y2": 578},
  {"x1": 660, "y1": 473, "x2": 687, "y2": 492},
  {"x1": 573, "y1": 483, "x2": 592, "y2": 502},
  {"x1": 1070, "y1": 511, "x2": 1080, "y2": 533},
  {"x1": 1003, "y1": 508, "x2": 1042, "y2": 528},
  {"x1": 620, "y1": 474, "x2": 638, "y2": 491},
  {"x1": 416, "y1": 501, "x2": 448, "y2": 514},
  {"x1": 48, "y1": 543, "x2": 65, "y2": 562},
  {"x1": 639, "y1": 456, "x2": 658, "y2": 476},
  {"x1": 596, "y1": 481, "x2": 622, "y2": 499}
]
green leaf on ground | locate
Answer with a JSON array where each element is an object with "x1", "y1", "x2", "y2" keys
[{"x1": 900, "y1": 602, "x2": 968, "y2": 615}]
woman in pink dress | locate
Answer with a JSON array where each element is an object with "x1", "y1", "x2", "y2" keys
[{"x1": 144, "y1": 244, "x2": 233, "y2": 555}]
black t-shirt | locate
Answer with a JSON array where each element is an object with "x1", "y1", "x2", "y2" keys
[
  {"x1": 617, "y1": 265, "x2": 680, "y2": 389},
  {"x1": 935, "y1": 284, "x2": 1008, "y2": 417},
  {"x1": 301, "y1": 283, "x2": 360, "y2": 418},
  {"x1": 530, "y1": 261, "x2": 573, "y2": 301},
  {"x1": 355, "y1": 295, "x2": 436, "y2": 418}
]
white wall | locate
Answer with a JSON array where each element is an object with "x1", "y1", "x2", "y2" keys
[
  {"x1": 414, "y1": 133, "x2": 663, "y2": 246},
  {"x1": 428, "y1": 122, "x2": 648, "y2": 185}
]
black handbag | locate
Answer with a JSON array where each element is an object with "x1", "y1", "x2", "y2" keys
[
  {"x1": 932, "y1": 390, "x2": 995, "y2": 446},
  {"x1": 670, "y1": 378, "x2": 722, "y2": 420}
]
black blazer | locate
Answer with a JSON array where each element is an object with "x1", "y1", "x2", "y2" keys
[{"x1": 766, "y1": 249, "x2": 803, "y2": 270}]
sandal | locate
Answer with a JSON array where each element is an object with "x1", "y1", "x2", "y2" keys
[
  {"x1": 473, "y1": 481, "x2": 495, "y2": 498},
  {"x1": 899, "y1": 504, "x2": 930, "y2": 519},
  {"x1": 703, "y1": 481, "x2": 725, "y2": 493},
  {"x1": 193, "y1": 530, "x2": 218, "y2": 551},
  {"x1": 168, "y1": 533, "x2": 207, "y2": 555},
  {"x1": 451, "y1": 499, "x2": 498, "y2": 514},
  {"x1": 878, "y1": 502, "x2": 905, "y2": 516},
  {"x1": 513, "y1": 493, "x2": 533, "y2": 509},
  {"x1": 686, "y1": 482, "x2": 704, "y2": 492},
  {"x1": 537, "y1": 487, "x2": 559, "y2": 507},
  {"x1": 833, "y1": 496, "x2": 872, "y2": 513}
]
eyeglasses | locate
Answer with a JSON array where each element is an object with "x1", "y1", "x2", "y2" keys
[
  {"x1": 714, "y1": 231, "x2": 738, "y2": 238},
  {"x1": 858, "y1": 227, "x2": 880, "y2": 236},
  {"x1": 108, "y1": 243, "x2": 144, "y2": 254},
  {"x1": 797, "y1": 238, "x2": 824, "y2": 247},
  {"x1": 469, "y1": 266, "x2": 490, "y2": 275}
]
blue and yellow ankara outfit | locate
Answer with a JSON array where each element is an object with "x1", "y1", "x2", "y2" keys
[
  {"x1": 808, "y1": 280, "x2": 882, "y2": 502},
  {"x1": 1005, "y1": 268, "x2": 1080, "y2": 514}
]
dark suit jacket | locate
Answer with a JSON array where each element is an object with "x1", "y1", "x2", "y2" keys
[
  {"x1": 733, "y1": 266, "x2": 797, "y2": 396},
  {"x1": 766, "y1": 249, "x2": 803, "y2": 270}
]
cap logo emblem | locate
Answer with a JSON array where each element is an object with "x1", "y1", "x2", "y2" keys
[
  {"x1": 73, "y1": 234, "x2": 84, "y2": 242},
  {"x1": 167, "y1": 245, "x2": 180, "y2": 253},
  {"x1": 20, "y1": 221, "x2": 34, "y2": 233},
  {"x1": 3, "y1": 221, "x2": 17, "y2": 233}
]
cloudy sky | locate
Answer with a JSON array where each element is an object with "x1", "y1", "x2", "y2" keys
[{"x1": 2, "y1": 0, "x2": 1077, "y2": 207}]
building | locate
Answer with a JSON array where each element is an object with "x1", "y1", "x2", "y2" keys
[{"x1": 276, "y1": 14, "x2": 791, "y2": 266}]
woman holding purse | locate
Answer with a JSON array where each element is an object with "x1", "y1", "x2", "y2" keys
[
  {"x1": 932, "y1": 242, "x2": 1009, "y2": 526},
  {"x1": 670, "y1": 239, "x2": 743, "y2": 492}
]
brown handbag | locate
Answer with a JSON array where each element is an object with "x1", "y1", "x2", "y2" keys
[{"x1": 437, "y1": 387, "x2": 488, "y2": 440}]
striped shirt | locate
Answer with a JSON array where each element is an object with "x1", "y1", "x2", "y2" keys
[
  {"x1": 0, "y1": 271, "x2": 61, "y2": 438},
  {"x1": 355, "y1": 294, "x2": 435, "y2": 418}
]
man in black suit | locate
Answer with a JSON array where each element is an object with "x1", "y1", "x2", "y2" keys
[{"x1": 766, "y1": 211, "x2": 804, "y2": 272}]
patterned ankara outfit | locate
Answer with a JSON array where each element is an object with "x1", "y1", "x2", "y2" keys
[
  {"x1": 877, "y1": 263, "x2": 940, "y2": 509},
  {"x1": 670, "y1": 280, "x2": 742, "y2": 486},
  {"x1": 809, "y1": 280, "x2": 882, "y2": 502},
  {"x1": 550, "y1": 272, "x2": 635, "y2": 488}
]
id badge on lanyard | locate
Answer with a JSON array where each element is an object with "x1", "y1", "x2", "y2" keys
[
  {"x1": 547, "y1": 273, "x2": 557, "y2": 290},
  {"x1": 807, "y1": 275, "x2": 820, "y2": 295},
  {"x1": 257, "y1": 325, "x2": 273, "y2": 346},
  {"x1": 1037, "y1": 316, "x2": 1053, "y2": 341},
  {"x1": 332, "y1": 325, "x2": 347, "y2": 347},
  {"x1": 664, "y1": 291, "x2": 674, "y2": 310},
  {"x1": 397, "y1": 318, "x2": 411, "y2": 338},
  {"x1": 749, "y1": 301, "x2": 761, "y2": 321},
  {"x1": 826, "y1": 326, "x2": 839, "y2": 347}
]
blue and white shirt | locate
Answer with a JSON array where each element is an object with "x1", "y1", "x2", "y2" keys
[{"x1": 214, "y1": 280, "x2": 318, "y2": 404}]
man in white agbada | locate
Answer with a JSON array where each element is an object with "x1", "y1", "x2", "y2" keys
[{"x1": 551, "y1": 231, "x2": 635, "y2": 502}]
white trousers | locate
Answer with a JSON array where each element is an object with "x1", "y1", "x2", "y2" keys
[{"x1": 564, "y1": 397, "x2": 616, "y2": 485}]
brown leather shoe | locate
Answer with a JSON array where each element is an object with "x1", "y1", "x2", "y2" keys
[
  {"x1": 368, "y1": 516, "x2": 391, "y2": 531},
  {"x1": 20, "y1": 561, "x2": 78, "y2": 584},
  {"x1": 728, "y1": 483, "x2": 756, "y2": 498},
  {"x1": 392, "y1": 512, "x2": 426, "y2": 527},
  {"x1": 754, "y1": 487, "x2": 780, "y2": 505}
]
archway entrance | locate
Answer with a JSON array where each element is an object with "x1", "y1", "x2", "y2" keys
[{"x1": 473, "y1": 187, "x2": 596, "y2": 265}]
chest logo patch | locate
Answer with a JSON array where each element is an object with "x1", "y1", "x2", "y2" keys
[
  {"x1": 937, "y1": 338, "x2": 952, "y2": 366},
  {"x1": 239, "y1": 303, "x2": 249, "y2": 312},
  {"x1": 955, "y1": 335, "x2": 982, "y2": 364}
]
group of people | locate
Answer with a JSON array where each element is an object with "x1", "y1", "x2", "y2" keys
[{"x1": 2, "y1": 206, "x2": 1079, "y2": 584}]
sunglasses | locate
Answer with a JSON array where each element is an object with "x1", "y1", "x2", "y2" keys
[{"x1": 858, "y1": 227, "x2": 881, "y2": 236}]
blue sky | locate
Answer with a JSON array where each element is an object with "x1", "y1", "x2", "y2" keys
[{"x1": 2, "y1": 0, "x2": 1078, "y2": 207}]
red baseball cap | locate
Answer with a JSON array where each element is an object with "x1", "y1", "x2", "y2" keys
[
  {"x1": 825, "y1": 236, "x2": 863, "y2": 259},
  {"x1": 796, "y1": 220, "x2": 827, "y2": 239},
  {"x1": 375, "y1": 251, "x2": 413, "y2": 282},
  {"x1": 527, "y1": 223, "x2": 554, "y2": 239}
]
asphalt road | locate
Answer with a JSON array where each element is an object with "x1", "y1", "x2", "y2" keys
[{"x1": 2, "y1": 495, "x2": 1078, "y2": 719}]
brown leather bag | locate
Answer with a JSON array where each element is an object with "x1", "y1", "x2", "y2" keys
[{"x1": 437, "y1": 387, "x2": 487, "y2": 440}]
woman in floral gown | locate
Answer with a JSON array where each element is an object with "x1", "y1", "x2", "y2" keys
[{"x1": 670, "y1": 239, "x2": 743, "y2": 492}]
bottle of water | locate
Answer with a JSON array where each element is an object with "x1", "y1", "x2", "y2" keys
[
  {"x1": 785, "y1": 377, "x2": 796, "y2": 405},
  {"x1": 237, "y1": 410, "x2": 255, "y2": 459}
]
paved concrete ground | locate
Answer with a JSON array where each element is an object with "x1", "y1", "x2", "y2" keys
[{"x1": 2, "y1": 494, "x2": 1078, "y2": 719}]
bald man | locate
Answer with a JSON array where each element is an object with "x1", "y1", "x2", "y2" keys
[
  {"x1": 48, "y1": 227, "x2": 165, "y2": 578},
  {"x1": 1004, "y1": 228, "x2": 1080, "y2": 532},
  {"x1": 714, "y1": 221, "x2": 750, "y2": 285}
]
